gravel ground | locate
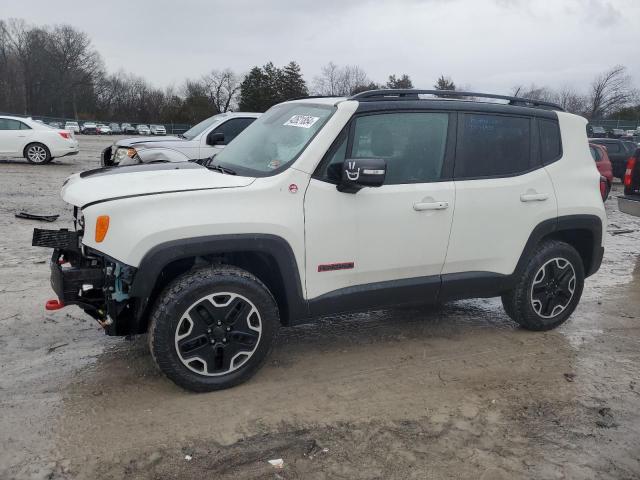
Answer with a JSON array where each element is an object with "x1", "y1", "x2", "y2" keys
[{"x1": 1, "y1": 136, "x2": 639, "y2": 479}]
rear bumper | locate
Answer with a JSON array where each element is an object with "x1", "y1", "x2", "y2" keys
[{"x1": 618, "y1": 195, "x2": 640, "y2": 217}]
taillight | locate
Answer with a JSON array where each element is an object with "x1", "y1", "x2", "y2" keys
[
  {"x1": 624, "y1": 157, "x2": 636, "y2": 187},
  {"x1": 58, "y1": 131, "x2": 70, "y2": 139},
  {"x1": 599, "y1": 176, "x2": 607, "y2": 201}
]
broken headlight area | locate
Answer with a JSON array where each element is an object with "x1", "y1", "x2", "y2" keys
[{"x1": 33, "y1": 227, "x2": 138, "y2": 336}]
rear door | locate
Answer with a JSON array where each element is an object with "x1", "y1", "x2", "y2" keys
[
  {"x1": 442, "y1": 112, "x2": 558, "y2": 287},
  {"x1": 304, "y1": 110, "x2": 456, "y2": 311},
  {"x1": 0, "y1": 118, "x2": 32, "y2": 155}
]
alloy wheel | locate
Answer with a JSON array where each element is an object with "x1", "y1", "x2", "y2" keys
[
  {"x1": 530, "y1": 257, "x2": 576, "y2": 319},
  {"x1": 174, "y1": 292, "x2": 262, "y2": 376},
  {"x1": 27, "y1": 145, "x2": 48, "y2": 163}
]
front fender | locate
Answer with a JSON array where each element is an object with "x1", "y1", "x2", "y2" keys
[{"x1": 135, "y1": 147, "x2": 190, "y2": 164}]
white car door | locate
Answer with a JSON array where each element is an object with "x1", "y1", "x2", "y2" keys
[
  {"x1": 304, "y1": 111, "x2": 456, "y2": 314},
  {"x1": 442, "y1": 112, "x2": 558, "y2": 283},
  {"x1": 0, "y1": 118, "x2": 32, "y2": 155}
]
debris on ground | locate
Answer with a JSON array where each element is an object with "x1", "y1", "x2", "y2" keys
[
  {"x1": 184, "y1": 454, "x2": 192, "y2": 461},
  {"x1": 563, "y1": 373, "x2": 576, "y2": 382},
  {"x1": 15, "y1": 212, "x2": 59, "y2": 222},
  {"x1": 610, "y1": 229, "x2": 636, "y2": 235},
  {"x1": 596, "y1": 407, "x2": 618, "y2": 429},
  {"x1": 46, "y1": 343, "x2": 68, "y2": 354},
  {"x1": 268, "y1": 458, "x2": 284, "y2": 468}
]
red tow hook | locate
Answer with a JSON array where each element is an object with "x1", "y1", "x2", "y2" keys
[{"x1": 45, "y1": 299, "x2": 65, "y2": 311}]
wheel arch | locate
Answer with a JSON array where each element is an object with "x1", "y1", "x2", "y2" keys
[
  {"x1": 514, "y1": 214, "x2": 604, "y2": 280},
  {"x1": 23, "y1": 141, "x2": 51, "y2": 159},
  {"x1": 128, "y1": 234, "x2": 308, "y2": 333}
]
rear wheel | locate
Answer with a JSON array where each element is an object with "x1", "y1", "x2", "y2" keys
[
  {"x1": 502, "y1": 240, "x2": 584, "y2": 331},
  {"x1": 24, "y1": 143, "x2": 51, "y2": 164},
  {"x1": 148, "y1": 265, "x2": 279, "y2": 392}
]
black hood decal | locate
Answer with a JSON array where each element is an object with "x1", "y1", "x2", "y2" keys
[{"x1": 80, "y1": 162, "x2": 203, "y2": 179}]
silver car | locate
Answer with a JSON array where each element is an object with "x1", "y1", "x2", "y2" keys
[{"x1": 102, "y1": 112, "x2": 260, "y2": 166}]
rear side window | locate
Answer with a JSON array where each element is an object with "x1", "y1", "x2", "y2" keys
[
  {"x1": 590, "y1": 146, "x2": 600, "y2": 162},
  {"x1": 455, "y1": 114, "x2": 531, "y2": 178},
  {"x1": 539, "y1": 119, "x2": 562, "y2": 164}
]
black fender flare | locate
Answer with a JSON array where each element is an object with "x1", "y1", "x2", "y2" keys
[
  {"x1": 128, "y1": 234, "x2": 308, "y2": 330},
  {"x1": 513, "y1": 214, "x2": 604, "y2": 278}
]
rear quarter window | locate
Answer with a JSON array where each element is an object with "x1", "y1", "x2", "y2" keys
[
  {"x1": 538, "y1": 119, "x2": 562, "y2": 164},
  {"x1": 455, "y1": 113, "x2": 532, "y2": 179}
]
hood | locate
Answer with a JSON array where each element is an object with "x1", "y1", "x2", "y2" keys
[
  {"x1": 115, "y1": 135, "x2": 184, "y2": 147},
  {"x1": 62, "y1": 162, "x2": 255, "y2": 208}
]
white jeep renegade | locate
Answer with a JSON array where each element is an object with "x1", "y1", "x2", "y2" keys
[{"x1": 34, "y1": 90, "x2": 606, "y2": 392}]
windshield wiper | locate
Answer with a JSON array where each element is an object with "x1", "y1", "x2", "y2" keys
[{"x1": 206, "y1": 163, "x2": 236, "y2": 175}]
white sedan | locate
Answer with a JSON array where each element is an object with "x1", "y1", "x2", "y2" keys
[{"x1": 0, "y1": 115, "x2": 79, "y2": 164}]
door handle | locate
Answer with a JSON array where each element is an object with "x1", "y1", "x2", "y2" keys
[
  {"x1": 413, "y1": 201, "x2": 449, "y2": 211},
  {"x1": 520, "y1": 193, "x2": 548, "y2": 202}
]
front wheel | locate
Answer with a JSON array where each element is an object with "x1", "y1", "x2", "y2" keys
[
  {"x1": 502, "y1": 240, "x2": 584, "y2": 331},
  {"x1": 148, "y1": 265, "x2": 279, "y2": 392},
  {"x1": 24, "y1": 143, "x2": 52, "y2": 164}
]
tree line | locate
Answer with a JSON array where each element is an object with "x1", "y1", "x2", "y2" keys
[{"x1": 1, "y1": 18, "x2": 638, "y2": 125}]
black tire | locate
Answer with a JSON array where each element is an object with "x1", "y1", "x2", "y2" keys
[
  {"x1": 502, "y1": 240, "x2": 584, "y2": 331},
  {"x1": 24, "y1": 142, "x2": 52, "y2": 164},
  {"x1": 148, "y1": 265, "x2": 279, "y2": 392}
]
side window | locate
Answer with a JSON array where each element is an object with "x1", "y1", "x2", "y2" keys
[
  {"x1": 349, "y1": 112, "x2": 449, "y2": 184},
  {"x1": 456, "y1": 114, "x2": 531, "y2": 178},
  {"x1": 0, "y1": 118, "x2": 24, "y2": 130},
  {"x1": 321, "y1": 133, "x2": 348, "y2": 182},
  {"x1": 19, "y1": 121, "x2": 31, "y2": 130},
  {"x1": 589, "y1": 146, "x2": 600, "y2": 162},
  {"x1": 213, "y1": 118, "x2": 255, "y2": 144},
  {"x1": 605, "y1": 142, "x2": 621, "y2": 153},
  {"x1": 539, "y1": 119, "x2": 562, "y2": 164}
]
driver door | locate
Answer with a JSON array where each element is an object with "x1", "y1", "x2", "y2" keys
[{"x1": 303, "y1": 111, "x2": 456, "y2": 314}]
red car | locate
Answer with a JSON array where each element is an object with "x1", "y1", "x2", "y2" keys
[{"x1": 590, "y1": 143, "x2": 613, "y2": 199}]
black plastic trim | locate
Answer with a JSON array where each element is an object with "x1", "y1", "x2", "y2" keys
[
  {"x1": 129, "y1": 234, "x2": 308, "y2": 328},
  {"x1": 308, "y1": 275, "x2": 441, "y2": 317}
]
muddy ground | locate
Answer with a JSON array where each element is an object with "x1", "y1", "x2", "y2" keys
[{"x1": 1, "y1": 136, "x2": 639, "y2": 479}]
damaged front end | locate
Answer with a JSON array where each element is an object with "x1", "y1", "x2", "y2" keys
[{"x1": 32, "y1": 224, "x2": 137, "y2": 336}]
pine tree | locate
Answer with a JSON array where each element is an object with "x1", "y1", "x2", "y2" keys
[
  {"x1": 386, "y1": 74, "x2": 413, "y2": 89},
  {"x1": 434, "y1": 75, "x2": 455, "y2": 91},
  {"x1": 238, "y1": 66, "x2": 270, "y2": 112},
  {"x1": 280, "y1": 61, "x2": 308, "y2": 101}
]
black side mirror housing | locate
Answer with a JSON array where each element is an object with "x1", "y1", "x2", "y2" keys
[
  {"x1": 207, "y1": 132, "x2": 225, "y2": 146},
  {"x1": 337, "y1": 158, "x2": 386, "y2": 193}
]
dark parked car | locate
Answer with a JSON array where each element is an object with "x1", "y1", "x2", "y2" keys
[
  {"x1": 618, "y1": 148, "x2": 640, "y2": 217},
  {"x1": 588, "y1": 125, "x2": 607, "y2": 138},
  {"x1": 589, "y1": 138, "x2": 636, "y2": 179},
  {"x1": 121, "y1": 123, "x2": 136, "y2": 134}
]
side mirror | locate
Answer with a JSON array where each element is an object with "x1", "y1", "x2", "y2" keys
[
  {"x1": 337, "y1": 158, "x2": 386, "y2": 193},
  {"x1": 207, "y1": 132, "x2": 225, "y2": 146}
]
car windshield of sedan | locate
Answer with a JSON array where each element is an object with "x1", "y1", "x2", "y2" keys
[
  {"x1": 182, "y1": 114, "x2": 227, "y2": 140},
  {"x1": 214, "y1": 103, "x2": 334, "y2": 176}
]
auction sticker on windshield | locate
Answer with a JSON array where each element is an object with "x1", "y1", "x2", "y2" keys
[{"x1": 283, "y1": 115, "x2": 320, "y2": 129}]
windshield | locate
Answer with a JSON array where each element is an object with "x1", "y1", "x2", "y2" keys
[
  {"x1": 182, "y1": 114, "x2": 227, "y2": 140},
  {"x1": 214, "y1": 103, "x2": 334, "y2": 176}
]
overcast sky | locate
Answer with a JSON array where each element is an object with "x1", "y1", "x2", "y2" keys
[{"x1": 4, "y1": 0, "x2": 640, "y2": 94}]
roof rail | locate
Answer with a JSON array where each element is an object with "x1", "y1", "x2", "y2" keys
[{"x1": 349, "y1": 89, "x2": 565, "y2": 111}]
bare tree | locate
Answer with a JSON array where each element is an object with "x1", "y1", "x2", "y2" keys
[
  {"x1": 202, "y1": 69, "x2": 241, "y2": 113},
  {"x1": 587, "y1": 65, "x2": 637, "y2": 118},
  {"x1": 556, "y1": 86, "x2": 587, "y2": 115},
  {"x1": 313, "y1": 62, "x2": 372, "y2": 96}
]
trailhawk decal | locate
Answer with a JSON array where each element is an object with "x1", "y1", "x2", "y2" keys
[{"x1": 318, "y1": 262, "x2": 355, "y2": 272}]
